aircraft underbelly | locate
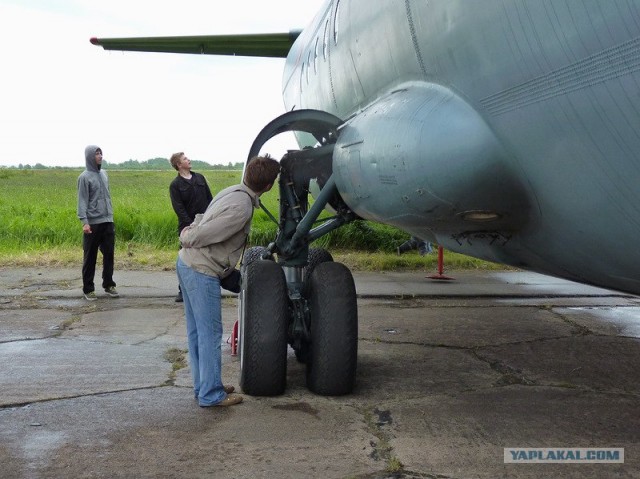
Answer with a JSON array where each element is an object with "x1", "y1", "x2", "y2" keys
[{"x1": 484, "y1": 77, "x2": 640, "y2": 291}]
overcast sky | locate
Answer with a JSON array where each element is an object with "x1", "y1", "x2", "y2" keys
[{"x1": 0, "y1": 0, "x2": 326, "y2": 167}]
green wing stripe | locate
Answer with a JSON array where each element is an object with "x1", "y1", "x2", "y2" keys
[{"x1": 90, "y1": 31, "x2": 301, "y2": 58}]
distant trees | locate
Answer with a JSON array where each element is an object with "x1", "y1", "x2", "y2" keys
[
  {"x1": 6, "y1": 158, "x2": 245, "y2": 170},
  {"x1": 13, "y1": 163, "x2": 45, "y2": 169},
  {"x1": 105, "y1": 158, "x2": 244, "y2": 170}
]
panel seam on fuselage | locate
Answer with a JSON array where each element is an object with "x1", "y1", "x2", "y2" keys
[
  {"x1": 405, "y1": 0, "x2": 428, "y2": 79},
  {"x1": 479, "y1": 36, "x2": 640, "y2": 116}
]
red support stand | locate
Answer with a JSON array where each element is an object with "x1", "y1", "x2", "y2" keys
[
  {"x1": 230, "y1": 320, "x2": 239, "y2": 356},
  {"x1": 428, "y1": 245, "x2": 455, "y2": 280}
]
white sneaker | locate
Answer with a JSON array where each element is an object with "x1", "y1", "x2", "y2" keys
[
  {"x1": 84, "y1": 291, "x2": 97, "y2": 301},
  {"x1": 104, "y1": 286, "x2": 119, "y2": 298}
]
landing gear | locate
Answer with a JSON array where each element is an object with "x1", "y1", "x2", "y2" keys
[
  {"x1": 239, "y1": 257, "x2": 358, "y2": 395},
  {"x1": 306, "y1": 262, "x2": 358, "y2": 395},
  {"x1": 238, "y1": 108, "x2": 359, "y2": 396},
  {"x1": 239, "y1": 259, "x2": 288, "y2": 396}
]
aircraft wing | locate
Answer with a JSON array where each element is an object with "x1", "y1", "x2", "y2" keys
[{"x1": 90, "y1": 31, "x2": 302, "y2": 58}]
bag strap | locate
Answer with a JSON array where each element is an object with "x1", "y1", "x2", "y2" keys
[{"x1": 238, "y1": 190, "x2": 255, "y2": 266}]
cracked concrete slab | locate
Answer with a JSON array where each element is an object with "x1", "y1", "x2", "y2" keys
[
  {"x1": 355, "y1": 341, "x2": 499, "y2": 400},
  {"x1": 386, "y1": 387, "x2": 640, "y2": 478},
  {"x1": 358, "y1": 299, "x2": 579, "y2": 348},
  {"x1": 1, "y1": 267, "x2": 639, "y2": 478},
  {"x1": 0, "y1": 338, "x2": 172, "y2": 406},
  {"x1": 0, "y1": 388, "x2": 374, "y2": 478},
  {"x1": 478, "y1": 335, "x2": 640, "y2": 394},
  {"x1": 556, "y1": 306, "x2": 640, "y2": 338},
  {"x1": 0, "y1": 309, "x2": 75, "y2": 342},
  {"x1": 62, "y1": 307, "x2": 185, "y2": 345}
]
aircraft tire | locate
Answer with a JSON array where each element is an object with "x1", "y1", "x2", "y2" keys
[
  {"x1": 239, "y1": 260, "x2": 288, "y2": 396},
  {"x1": 241, "y1": 246, "x2": 272, "y2": 273},
  {"x1": 303, "y1": 248, "x2": 334, "y2": 295},
  {"x1": 295, "y1": 248, "x2": 334, "y2": 363},
  {"x1": 306, "y1": 261, "x2": 358, "y2": 395}
]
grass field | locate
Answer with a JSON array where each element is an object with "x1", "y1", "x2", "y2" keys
[{"x1": 0, "y1": 168, "x2": 503, "y2": 272}]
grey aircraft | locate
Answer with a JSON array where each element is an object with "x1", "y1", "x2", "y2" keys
[{"x1": 92, "y1": 0, "x2": 640, "y2": 396}]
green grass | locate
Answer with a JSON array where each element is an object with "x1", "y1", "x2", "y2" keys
[{"x1": 0, "y1": 168, "x2": 504, "y2": 271}]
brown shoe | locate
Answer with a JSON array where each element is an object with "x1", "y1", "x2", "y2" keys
[
  {"x1": 195, "y1": 386, "x2": 235, "y2": 401},
  {"x1": 213, "y1": 394, "x2": 243, "y2": 407}
]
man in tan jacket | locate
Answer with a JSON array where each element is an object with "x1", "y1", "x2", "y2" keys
[{"x1": 176, "y1": 155, "x2": 280, "y2": 407}]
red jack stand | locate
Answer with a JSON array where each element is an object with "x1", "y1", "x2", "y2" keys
[
  {"x1": 229, "y1": 320, "x2": 239, "y2": 356},
  {"x1": 428, "y1": 246, "x2": 455, "y2": 281}
]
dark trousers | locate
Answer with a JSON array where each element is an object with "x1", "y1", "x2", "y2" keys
[{"x1": 82, "y1": 222, "x2": 116, "y2": 293}]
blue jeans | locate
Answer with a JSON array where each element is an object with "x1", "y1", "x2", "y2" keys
[{"x1": 176, "y1": 257, "x2": 226, "y2": 406}]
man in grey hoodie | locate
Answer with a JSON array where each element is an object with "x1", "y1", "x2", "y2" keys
[{"x1": 77, "y1": 145, "x2": 118, "y2": 301}]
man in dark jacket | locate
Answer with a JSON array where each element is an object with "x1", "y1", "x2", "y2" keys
[
  {"x1": 77, "y1": 145, "x2": 117, "y2": 301},
  {"x1": 169, "y1": 152, "x2": 213, "y2": 302}
]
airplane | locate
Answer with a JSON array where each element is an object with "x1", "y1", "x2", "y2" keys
[{"x1": 91, "y1": 0, "x2": 640, "y2": 397}]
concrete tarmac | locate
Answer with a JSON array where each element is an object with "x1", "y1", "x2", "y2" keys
[{"x1": 1, "y1": 266, "x2": 639, "y2": 478}]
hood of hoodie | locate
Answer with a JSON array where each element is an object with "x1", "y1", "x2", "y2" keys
[{"x1": 84, "y1": 145, "x2": 102, "y2": 172}]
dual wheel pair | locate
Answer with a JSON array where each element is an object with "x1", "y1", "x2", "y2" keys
[{"x1": 238, "y1": 248, "x2": 358, "y2": 396}]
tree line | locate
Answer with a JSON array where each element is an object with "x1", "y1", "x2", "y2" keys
[{"x1": 6, "y1": 158, "x2": 244, "y2": 170}]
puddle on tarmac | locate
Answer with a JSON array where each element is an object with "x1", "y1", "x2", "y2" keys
[{"x1": 565, "y1": 307, "x2": 640, "y2": 338}]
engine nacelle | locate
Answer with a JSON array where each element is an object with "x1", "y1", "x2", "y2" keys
[{"x1": 332, "y1": 82, "x2": 531, "y2": 242}]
